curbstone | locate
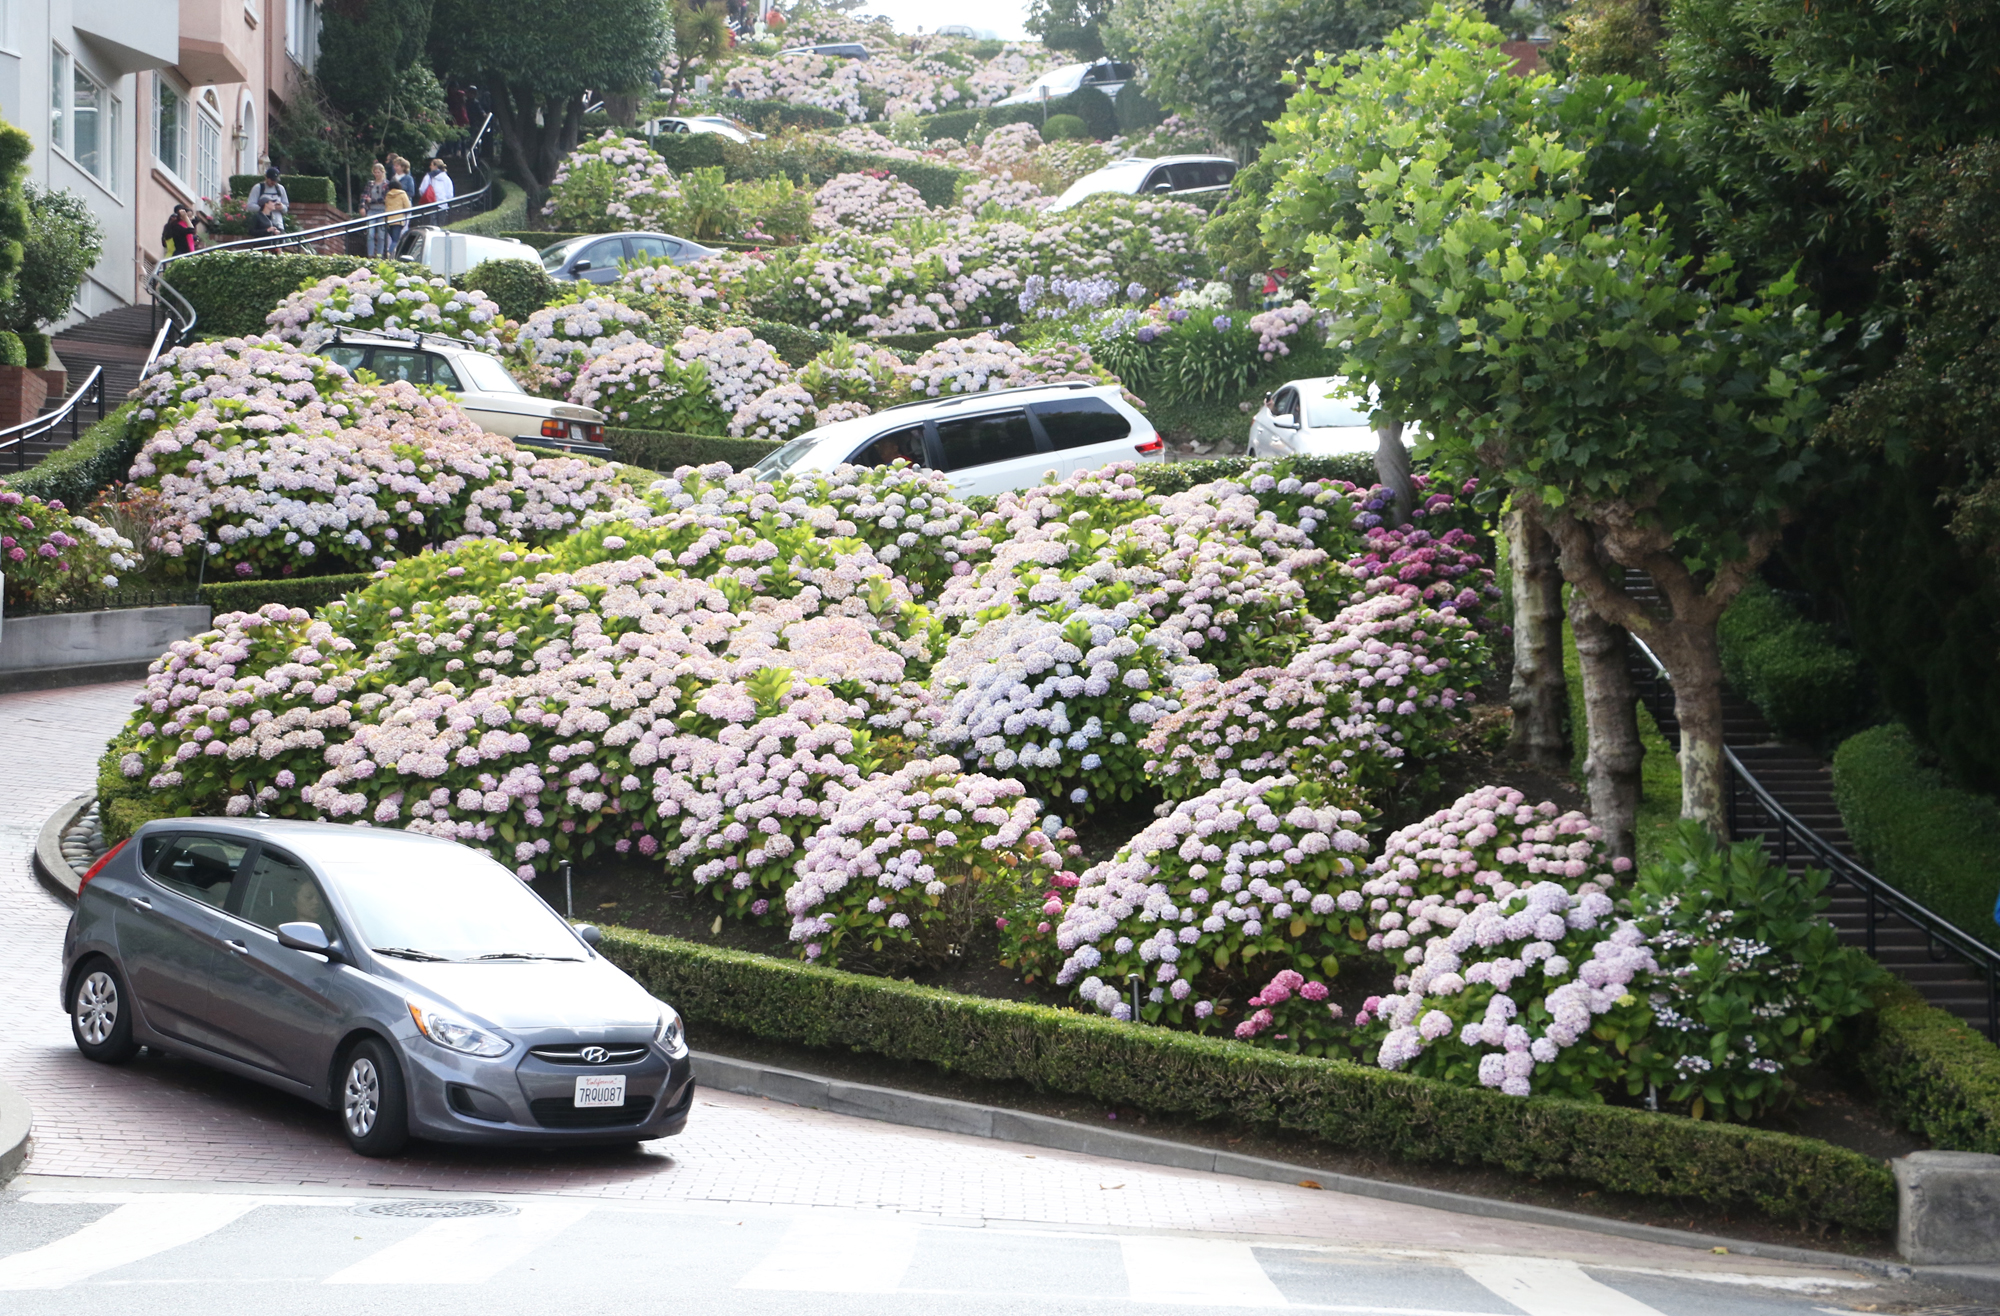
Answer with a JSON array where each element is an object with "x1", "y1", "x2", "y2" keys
[
  {"x1": 1893, "y1": 1150, "x2": 2000, "y2": 1264},
  {"x1": 687, "y1": 1052, "x2": 1910, "y2": 1278},
  {"x1": 34, "y1": 793, "x2": 90, "y2": 902},
  {"x1": 0, "y1": 1078, "x2": 32, "y2": 1186},
  {"x1": 0, "y1": 659, "x2": 161, "y2": 695}
]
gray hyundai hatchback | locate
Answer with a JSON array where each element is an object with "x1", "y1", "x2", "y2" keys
[{"x1": 61, "y1": 819, "x2": 694, "y2": 1156}]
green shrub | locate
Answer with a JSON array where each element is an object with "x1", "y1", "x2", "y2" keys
[
  {"x1": 159, "y1": 252, "x2": 374, "y2": 338},
  {"x1": 1112, "y1": 81, "x2": 1167, "y2": 135},
  {"x1": 1718, "y1": 579, "x2": 1870, "y2": 739},
  {"x1": 605, "y1": 428, "x2": 784, "y2": 472},
  {"x1": 20, "y1": 328, "x2": 47, "y2": 367},
  {"x1": 653, "y1": 132, "x2": 733, "y2": 174},
  {"x1": 726, "y1": 101, "x2": 849, "y2": 132},
  {"x1": 986, "y1": 90, "x2": 1118, "y2": 143},
  {"x1": 447, "y1": 179, "x2": 524, "y2": 236},
  {"x1": 872, "y1": 327, "x2": 1001, "y2": 354},
  {"x1": 455, "y1": 258, "x2": 557, "y2": 322},
  {"x1": 4, "y1": 404, "x2": 138, "y2": 508},
  {"x1": 1131, "y1": 454, "x2": 1379, "y2": 495},
  {"x1": 921, "y1": 109, "x2": 981, "y2": 141},
  {"x1": 198, "y1": 572, "x2": 375, "y2": 617},
  {"x1": 228, "y1": 173, "x2": 336, "y2": 205},
  {"x1": 598, "y1": 927, "x2": 1895, "y2": 1234},
  {"x1": 1856, "y1": 974, "x2": 2000, "y2": 1154},
  {"x1": 1833, "y1": 723, "x2": 2000, "y2": 952},
  {"x1": 1042, "y1": 113, "x2": 1089, "y2": 141},
  {"x1": 1, "y1": 185, "x2": 104, "y2": 335},
  {"x1": 104, "y1": 797, "x2": 176, "y2": 843},
  {"x1": 0, "y1": 328, "x2": 23, "y2": 366}
]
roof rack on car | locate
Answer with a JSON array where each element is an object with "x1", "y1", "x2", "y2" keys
[{"x1": 328, "y1": 327, "x2": 489, "y2": 355}]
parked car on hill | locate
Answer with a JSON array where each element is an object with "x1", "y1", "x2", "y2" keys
[
  {"x1": 647, "y1": 114, "x2": 766, "y2": 143},
  {"x1": 748, "y1": 382, "x2": 1162, "y2": 498},
  {"x1": 540, "y1": 231, "x2": 718, "y2": 285},
  {"x1": 314, "y1": 331, "x2": 609, "y2": 456},
  {"x1": 777, "y1": 42, "x2": 870, "y2": 59},
  {"x1": 1047, "y1": 155, "x2": 1238, "y2": 212},
  {"x1": 62, "y1": 819, "x2": 693, "y2": 1156},
  {"x1": 1247, "y1": 376, "x2": 1413, "y2": 460},
  {"x1": 393, "y1": 227, "x2": 539, "y2": 278},
  {"x1": 996, "y1": 59, "x2": 1136, "y2": 105}
]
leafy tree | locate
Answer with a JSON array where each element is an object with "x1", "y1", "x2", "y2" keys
[
  {"x1": 665, "y1": 0, "x2": 730, "y2": 112},
  {"x1": 1266, "y1": 8, "x2": 1836, "y2": 832},
  {"x1": 0, "y1": 116, "x2": 30, "y2": 307},
  {"x1": 1027, "y1": 0, "x2": 1115, "y2": 60},
  {"x1": 428, "y1": 0, "x2": 668, "y2": 212},
  {"x1": 1549, "y1": 0, "x2": 1663, "y2": 81},
  {"x1": 0, "y1": 186, "x2": 103, "y2": 333},
  {"x1": 1102, "y1": 0, "x2": 1423, "y2": 154}
]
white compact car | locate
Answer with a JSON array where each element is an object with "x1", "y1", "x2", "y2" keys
[
  {"x1": 317, "y1": 332, "x2": 610, "y2": 458},
  {"x1": 392, "y1": 227, "x2": 540, "y2": 279},
  {"x1": 748, "y1": 382, "x2": 1163, "y2": 498},
  {"x1": 996, "y1": 59, "x2": 1136, "y2": 106},
  {"x1": 1247, "y1": 376, "x2": 1412, "y2": 460},
  {"x1": 1048, "y1": 155, "x2": 1238, "y2": 212},
  {"x1": 647, "y1": 114, "x2": 766, "y2": 143}
]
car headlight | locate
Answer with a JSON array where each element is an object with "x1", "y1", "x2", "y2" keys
[
  {"x1": 654, "y1": 1003, "x2": 689, "y2": 1058},
  {"x1": 407, "y1": 1001, "x2": 511, "y2": 1058}
]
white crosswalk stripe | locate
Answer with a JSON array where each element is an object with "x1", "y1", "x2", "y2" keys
[
  {"x1": 1458, "y1": 1256, "x2": 1668, "y2": 1316},
  {"x1": 0, "y1": 1195, "x2": 264, "y2": 1290},
  {"x1": 1121, "y1": 1235, "x2": 1290, "y2": 1307},
  {"x1": 323, "y1": 1200, "x2": 594, "y2": 1285},
  {"x1": 734, "y1": 1210, "x2": 919, "y2": 1293}
]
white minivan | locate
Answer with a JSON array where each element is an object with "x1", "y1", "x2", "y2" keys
[{"x1": 748, "y1": 383, "x2": 1164, "y2": 498}]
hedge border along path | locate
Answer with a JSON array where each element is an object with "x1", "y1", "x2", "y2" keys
[
  {"x1": 599, "y1": 928, "x2": 1896, "y2": 1235},
  {"x1": 1857, "y1": 974, "x2": 2000, "y2": 1155}
]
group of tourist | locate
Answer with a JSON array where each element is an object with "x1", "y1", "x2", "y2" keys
[{"x1": 159, "y1": 157, "x2": 458, "y2": 259}]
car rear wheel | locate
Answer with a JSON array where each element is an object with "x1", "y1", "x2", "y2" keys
[
  {"x1": 69, "y1": 960, "x2": 139, "y2": 1064},
  {"x1": 339, "y1": 1038, "x2": 410, "y2": 1157}
]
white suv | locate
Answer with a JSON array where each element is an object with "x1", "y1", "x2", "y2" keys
[
  {"x1": 748, "y1": 383, "x2": 1163, "y2": 498},
  {"x1": 316, "y1": 332, "x2": 610, "y2": 458}
]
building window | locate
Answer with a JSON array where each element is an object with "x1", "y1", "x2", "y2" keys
[
  {"x1": 197, "y1": 110, "x2": 223, "y2": 208},
  {"x1": 50, "y1": 45, "x2": 68, "y2": 150},
  {"x1": 286, "y1": 0, "x2": 319, "y2": 72},
  {"x1": 154, "y1": 74, "x2": 189, "y2": 182},
  {"x1": 237, "y1": 99, "x2": 256, "y2": 176},
  {"x1": 71, "y1": 60, "x2": 118, "y2": 188}
]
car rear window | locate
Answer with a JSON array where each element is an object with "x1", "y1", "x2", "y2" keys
[
  {"x1": 935, "y1": 410, "x2": 1039, "y2": 471},
  {"x1": 1030, "y1": 397, "x2": 1130, "y2": 451}
]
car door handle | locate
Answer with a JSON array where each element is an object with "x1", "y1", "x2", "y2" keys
[
  {"x1": 224, "y1": 940, "x2": 249, "y2": 954},
  {"x1": 126, "y1": 896, "x2": 152, "y2": 912}
]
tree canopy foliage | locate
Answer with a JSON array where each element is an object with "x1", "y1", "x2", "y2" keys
[
  {"x1": 1027, "y1": 0, "x2": 1115, "y2": 61},
  {"x1": 0, "y1": 186, "x2": 103, "y2": 333}
]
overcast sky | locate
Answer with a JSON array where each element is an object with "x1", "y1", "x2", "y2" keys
[{"x1": 853, "y1": 2, "x2": 1033, "y2": 41}]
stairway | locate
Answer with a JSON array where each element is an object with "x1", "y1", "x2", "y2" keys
[
  {"x1": 1621, "y1": 579, "x2": 1996, "y2": 1036},
  {"x1": 17, "y1": 304, "x2": 160, "y2": 468}
]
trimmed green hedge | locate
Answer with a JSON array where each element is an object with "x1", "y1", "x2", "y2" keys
[
  {"x1": 873, "y1": 327, "x2": 1007, "y2": 353},
  {"x1": 447, "y1": 179, "x2": 524, "y2": 237},
  {"x1": 1718, "y1": 579, "x2": 1870, "y2": 740},
  {"x1": 718, "y1": 101, "x2": 850, "y2": 133},
  {"x1": 3, "y1": 404, "x2": 139, "y2": 508},
  {"x1": 198, "y1": 572, "x2": 375, "y2": 617},
  {"x1": 1856, "y1": 974, "x2": 2000, "y2": 1154},
  {"x1": 1834, "y1": 724, "x2": 2000, "y2": 953},
  {"x1": 229, "y1": 173, "x2": 337, "y2": 205},
  {"x1": 160, "y1": 253, "x2": 373, "y2": 339},
  {"x1": 600, "y1": 928, "x2": 1895, "y2": 1234},
  {"x1": 606, "y1": 429, "x2": 782, "y2": 472},
  {"x1": 22, "y1": 329, "x2": 49, "y2": 368},
  {"x1": 455, "y1": 259, "x2": 558, "y2": 321}
]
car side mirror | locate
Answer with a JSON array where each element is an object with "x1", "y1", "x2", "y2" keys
[
  {"x1": 572, "y1": 259, "x2": 592, "y2": 274},
  {"x1": 277, "y1": 921, "x2": 332, "y2": 956},
  {"x1": 1152, "y1": 183, "x2": 1173, "y2": 194},
  {"x1": 1274, "y1": 413, "x2": 1300, "y2": 430},
  {"x1": 573, "y1": 923, "x2": 604, "y2": 948}
]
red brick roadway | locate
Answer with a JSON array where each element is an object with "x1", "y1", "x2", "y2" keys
[{"x1": 0, "y1": 683, "x2": 1884, "y2": 1282}]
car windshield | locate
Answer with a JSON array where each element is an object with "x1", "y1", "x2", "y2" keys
[
  {"x1": 750, "y1": 432, "x2": 829, "y2": 478},
  {"x1": 454, "y1": 353, "x2": 523, "y2": 394},
  {"x1": 1304, "y1": 389, "x2": 1375, "y2": 429},
  {"x1": 540, "y1": 238, "x2": 587, "y2": 272},
  {"x1": 325, "y1": 846, "x2": 582, "y2": 962},
  {"x1": 1055, "y1": 163, "x2": 1150, "y2": 208}
]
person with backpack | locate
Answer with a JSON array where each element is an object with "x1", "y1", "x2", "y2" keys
[
  {"x1": 418, "y1": 158, "x2": 455, "y2": 210},
  {"x1": 383, "y1": 160, "x2": 414, "y2": 255},
  {"x1": 246, "y1": 166, "x2": 289, "y2": 220}
]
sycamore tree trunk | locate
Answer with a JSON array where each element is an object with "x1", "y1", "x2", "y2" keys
[
  {"x1": 492, "y1": 85, "x2": 585, "y2": 218},
  {"x1": 1504, "y1": 504, "x2": 1569, "y2": 773},
  {"x1": 1568, "y1": 584, "x2": 1642, "y2": 859},
  {"x1": 1539, "y1": 500, "x2": 1774, "y2": 835},
  {"x1": 1374, "y1": 421, "x2": 1415, "y2": 526}
]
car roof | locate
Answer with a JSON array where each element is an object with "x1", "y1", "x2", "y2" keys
[
  {"x1": 783, "y1": 381, "x2": 1114, "y2": 448},
  {"x1": 135, "y1": 817, "x2": 470, "y2": 860}
]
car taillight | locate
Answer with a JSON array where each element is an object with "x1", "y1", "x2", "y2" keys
[
  {"x1": 581, "y1": 423, "x2": 603, "y2": 443},
  {"x1": 77, "y1": 839, "x2": 128, "y2": 895},
  {"x1": 1133, "y1": 435, "x2": 1164, "y2": 455},
  {"x1": 540, "y1": 418, "x2": 567, "y2": 439}
]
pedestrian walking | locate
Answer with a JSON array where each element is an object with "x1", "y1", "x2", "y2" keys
[
  {"x1": 383, "y1": 165, "x2": 412, "y2": 256},
  {"x1": 418, "y1": 158, "x2": 456, "y2": 210},
  {"x1": 246, "y1": 166, "x2": 289, "y2": 219},
  {"x1": 161, "y1": 203, "x2": 200, "y2": 256},
  {"x1": 360, "y1": 162, "x2": 391, "y2": 257}
]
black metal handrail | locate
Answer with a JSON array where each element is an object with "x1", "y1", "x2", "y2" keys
[
  {"x1": 141, "y1": 156, "x2": 502, "y2": 375},
  {"x1": 0, "y1": 364, "x2": 106, "y2": 473},
  {"x1": 1627, "y1": 632, "x2": 2000, "y2": 1038}
]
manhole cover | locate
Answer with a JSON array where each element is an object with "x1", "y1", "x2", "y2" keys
[{"x1": 353, "y1": 1200, "x2": 517, "y2": 1219}]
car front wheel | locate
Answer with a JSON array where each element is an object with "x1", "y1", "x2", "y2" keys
[
  {"x1": 339, "y1": 1038, "x2": 410, "y2": 1157},
  {"x1": 69, "y1": 960, "x2": 139, "y2": 1064}
]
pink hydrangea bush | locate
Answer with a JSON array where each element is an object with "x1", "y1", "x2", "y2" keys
[
  {"x1": 1245, "y1": 301, "x2": 1327, "y2": 362},
  {"x1": 786, "y1": 755, "x2": 1070, "y2": 967},
  {"x1": 513, "y1": 296, "x2": 655, "y2": 397},
  {"x1": 672, "y1": 325, "x2": 793, "y2": 418},
  {"x1": 542, "y1": 132, "x2": 678, "y2": 232},
  {"x1": 730, "y1": 337, "x2": 910, "y2": 440},
  {"x1": 811, "y1": 171, "x2": 932, "y2": 233},
  {"x1": 0, "y1": 482, "x2": 139, "y2": 605},
  {"x1": 567, "y1": 340, "x2": 727, "y2": 434},
  {"x1": 1048, "y1": 774, "x2": 1372, "y2": 1026},
  {"x1": 1231, "y1": 968, "x2": 1347, "y2": 1057},
  {"x1": 766, "y1": 461, "x2": 986, "y2": 601},
  {"x1": 266, "y1": 265, "x2": 505, "y2": 352}
]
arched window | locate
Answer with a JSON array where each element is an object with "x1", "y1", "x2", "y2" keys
[{"x1": 236, "y1": 96, "x2": 256, "y2": 176}]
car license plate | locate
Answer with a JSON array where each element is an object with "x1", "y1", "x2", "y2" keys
[{"x1": 574, "y1": 1074, "x2": 626, "y2": 1108}]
